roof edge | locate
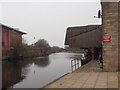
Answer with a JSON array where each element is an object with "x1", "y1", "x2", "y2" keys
[
  {"x1": 1, "y1": 23, "x2": 27, "y2": 34},
  {"x1": 67, "y1": 24, "x2": 102, "y2": 30}
]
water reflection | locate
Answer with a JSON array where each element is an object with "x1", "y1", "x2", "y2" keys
[
  {"x1": 2, "y1": 52, "x2": 82, "y2": 88},
  {"x1": 2, "y1": 61, "x2": 25, "y2": 89},
  {"x1": 2, "y1": 56, "x2": 51, "y2": 89},
  {"x1": 34, "y1": 57, "x2": 50, "y2": 67}
]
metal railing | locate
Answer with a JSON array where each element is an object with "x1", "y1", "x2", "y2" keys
[
  {"x1": 71, "y1": 56, "x2": 92, "y2": 72},
  {"x1": 71, "y1": 59, "x2": 81, "y2": 72}
]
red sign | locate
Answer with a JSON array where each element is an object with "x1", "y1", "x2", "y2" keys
[{"x1": 102, "y1": 35, "x2": 111, "y2": 42}]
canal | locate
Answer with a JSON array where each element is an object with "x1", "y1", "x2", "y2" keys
[{"x1": 2, "y1": 52, "x2": 83, "y2": 88}]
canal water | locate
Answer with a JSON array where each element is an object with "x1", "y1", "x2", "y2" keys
[{"x1": 2, "y1": 52, "x2": 82, "y2": 88}]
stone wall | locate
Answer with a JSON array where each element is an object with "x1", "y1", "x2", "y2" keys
[{"x1": 101, "y1": 2, "x2": 119, "y2": 71}]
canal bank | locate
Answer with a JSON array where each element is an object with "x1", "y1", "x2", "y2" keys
[
  {"x1": 43, "y1": 60, "x2": 118, "y2": 88},
  {"x1": 2, "y1": 52, "x2": 83, "y2": 89}
]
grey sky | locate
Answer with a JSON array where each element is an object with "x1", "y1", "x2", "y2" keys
[{"x1": 1, "y1": 2, "x2": 101, "y2": 47}]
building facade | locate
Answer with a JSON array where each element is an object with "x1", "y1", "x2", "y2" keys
[
  {"x1": 1, "y1": 24, "x2": 26, "y2": 59},
  {"x1": 65, "y1": 1, "x2": 120, "y2": 72},
  {"x1": 101, "y1": 0, "x2": 120, "y2": 71},
  {"x1": 64, "y1": 25, "x2": 102, "y2": 60},
  {"x1": 65, "y1": 25, "x2": 102, "y2": 48},
  {"x1": 101, "y1": 2, "x2": 120, "y2": 71}
]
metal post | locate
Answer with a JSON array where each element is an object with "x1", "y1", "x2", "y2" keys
[
  {"x1": 75, "y1": 59, "x2": 76, "y2": 70},
  {"x1": 71, "y1": 60, "x2": 73, "y2": 72},
  {"x1": 78, "y1": 59, "x2": 79, "y2": 68}
]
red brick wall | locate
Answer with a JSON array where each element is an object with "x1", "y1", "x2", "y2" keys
[
  {"x1": 2, "y1": 30, "x2": 10, "y2": 57},
  {"x1": 2, "y1": 30, "x2": 22, "y2": 58}
]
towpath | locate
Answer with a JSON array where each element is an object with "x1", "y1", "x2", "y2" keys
[{"x1": 43, "y1": 60, "x2": 118, "y2": 89}]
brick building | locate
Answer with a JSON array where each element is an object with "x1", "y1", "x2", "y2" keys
[
  {"x1": 64, "y1": 1, "x2": 120, "y2": 72},
  {"x1": 0, "y1": 24, "x2": 26, "y2": 59},
  {"x1": 101, "y1": 1, "x2": 120, "y2": 71}
]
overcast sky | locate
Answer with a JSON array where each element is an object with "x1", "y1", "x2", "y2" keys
[{"x1": 1, "y1": 1, "x2": 101, "y2": 47}]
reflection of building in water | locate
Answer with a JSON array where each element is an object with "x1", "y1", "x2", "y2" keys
[
  {"x1": 2, "y1": 61, "x2": 25, "y2": 89},
  {"x1": 2, "y1": 58, "x2": 50, "y2": 89}
]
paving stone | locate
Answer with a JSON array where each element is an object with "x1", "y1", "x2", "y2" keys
[
  {"x1": 95, "y1": 82, "x2": 107, "y2": 86},
  {"x1": 94, "y1": 85, "x2": 107, "y2": 88},
  {"x1": 44, "y1": 60, "x2": 118, "y2": 89}
]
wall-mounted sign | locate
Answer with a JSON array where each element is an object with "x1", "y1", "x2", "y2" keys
[{"x1": 102, "y1": 35, "x2": 111, "y2": 42}]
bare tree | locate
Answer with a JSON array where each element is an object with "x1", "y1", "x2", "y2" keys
[{"x1": 34, "y1": 39, "x2": 50, "y2": 56}]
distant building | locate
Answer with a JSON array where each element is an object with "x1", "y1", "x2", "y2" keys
[
  {"x1": 0, "y1": 24, "x2": 26, "y2": 59},
  {"x1": 64, "y1": 25, "x2": 102, "y2": 59}
]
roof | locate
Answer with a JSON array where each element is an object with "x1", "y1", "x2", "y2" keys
[
  {"x1": 66, "y1": 25, "x2": 102, "y2": 37},
  {"x1": 1, "y1": 24, "x2": 27, "y2": 34},
  {"x1": 64, "y1": 25, "x2": 102, "y2": 48}
]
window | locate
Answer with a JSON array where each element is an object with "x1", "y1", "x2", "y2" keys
[{"x1": 2, "y1": 32, "x2": 4, "y2": 47}]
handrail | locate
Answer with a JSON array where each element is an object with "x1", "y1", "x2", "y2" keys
[
  {"x1": 71, "y1": 56, "x2": 92, "y2": 72},
  {"x1": 71, "y1": 59, "x2": 81, "y2": 72}
]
